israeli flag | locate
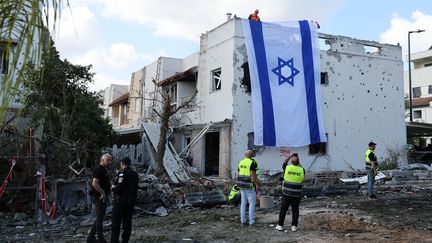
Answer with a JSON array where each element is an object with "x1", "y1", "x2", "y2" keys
[{"x1": 242, "y1": 19, "x2": 326, "y2": 147}]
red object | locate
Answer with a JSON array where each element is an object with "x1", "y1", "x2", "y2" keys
[
  {"x1": 0, "y1": 158, "x2": 17, "y2": 199},
  {"x1": 49, "y1": 202, "x2": 57, "y2": 219}
]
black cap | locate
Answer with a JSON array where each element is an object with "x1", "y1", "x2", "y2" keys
[
  {"x1": 120, "y1": 157, "x2": 131, "y2": 165},
  {"x1": 368, "y1": 142, "x2": 377, "y2": 147}
]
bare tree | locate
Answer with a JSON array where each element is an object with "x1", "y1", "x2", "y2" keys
[{"x1": 151, "y1": 88, "x2": 197, "y2": 177}]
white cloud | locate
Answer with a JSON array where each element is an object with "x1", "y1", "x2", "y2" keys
[
  {"x1": 91, "y1": 73, "x2": 130, "y2": 92},
  {"x1": 91, "y1": 0, "x2": 345, "y2": 40},
  {"x1": 54, "y1": 5, "x2": 102, "y2": 57},
  {"x1": 380, "y1": 11, "x2": 432, "y2": 59},
  {"x1": 72, "y1": 42, "x2": 144, "y2": 69},
  {"x1": 70, "y1": 42, "x2": 165, "y2": 91}
]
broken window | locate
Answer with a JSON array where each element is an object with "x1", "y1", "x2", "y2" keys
[
  {"x1": 414, "y1": 110, "x2": 422, "y2": 119},
  {"x1": 211, "y1": 68, "x2": 222, "y2": 92},
  {"x1": 413, "y1": 87, "x2": 421, "y2": 98},
  {"x1": 0, "y1": 48, "x2": 8, "y2": 75},
  {"x1": 320, "y1": 72, "x2": 328, "y2": 85},
  {"x1": 241, "y1": 62, "x2": 251, "y2": 92},
  {"x1": 309, "y1": 142, "x2": 327, "y2": 155}
]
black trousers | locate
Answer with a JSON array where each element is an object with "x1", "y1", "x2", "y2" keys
[
  {"x1": 89, "y1": 197, "x2": 107, "y2": 239},
  {"x1": 111, "y1": 201, "x2": 135, "y2": 243},
  {"x1": 278, "y1": 194, "x2": 301, "y2": 226}
]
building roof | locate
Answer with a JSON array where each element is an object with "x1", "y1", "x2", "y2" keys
[
  {"x1": 109, "y1": 92, "x2": 129, "y2": 106},
  {"x1": 407, "y1": 96, "x2": 432, "y2": 108},
  {"x1": 411, "y1": 48, "x2": 432, "y2": 63},
  {"x1": 157, "y1": 66, "x2": 198, "y2": 86}
]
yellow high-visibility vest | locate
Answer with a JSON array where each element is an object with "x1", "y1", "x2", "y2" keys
[
  {"x1": 282, "y1": 164, "x2": 304, "y2": 197},
  {"x1": 237, "y1": 158, "x2": 254, "y2": 189}
]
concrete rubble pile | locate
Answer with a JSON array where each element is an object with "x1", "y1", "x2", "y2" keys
[{"x1": 135, "y1": 173, "x2": 177, "y2": 212}]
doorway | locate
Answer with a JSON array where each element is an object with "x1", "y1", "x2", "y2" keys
[{"x1": 204, "y1": 132, "x2": 220, "y2": 176}]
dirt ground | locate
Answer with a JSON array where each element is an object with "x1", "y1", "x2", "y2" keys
[{"x1": 2, "y1": 189, "x2": 432, "y2": 242}]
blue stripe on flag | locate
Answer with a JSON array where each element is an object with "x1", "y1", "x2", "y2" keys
[
  {"x1": 249, "y1": 20, "x2": 276, "y2": 146},
  {"x1": 299, "y1": 20, "x2": 321, "y2": 144}
]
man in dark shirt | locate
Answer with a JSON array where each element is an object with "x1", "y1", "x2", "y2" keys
[
  {"x1": 111, "y1": 157, "x2": 139, "y2": 243},
  {"x1": 87, "y1": 154, "x2": 112, "y2": 243}
]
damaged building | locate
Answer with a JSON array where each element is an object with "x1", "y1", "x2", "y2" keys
[{"x1": 113, "y1": 17, "x2": 406, "y2": 180}]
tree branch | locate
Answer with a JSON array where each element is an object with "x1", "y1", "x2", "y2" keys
[{"x1": 172, "y1": 90, "x2": 198, "y2": 115}]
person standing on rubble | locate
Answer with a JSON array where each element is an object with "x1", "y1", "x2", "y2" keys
[
  {"x1": 110, "y1": 157, "x2": 139, "y2": 243},
  {"x1": 88, "y1": 154, "x2": 112, "y2": 243},
  {"x1": 237, "y1": 150, "x2": 260, "y2": 226},
  {"x1": 365, "y1": 142, "x2": 378, "y2": 199},
  {"x1": 248, "y1": 9, "x2": 261, "y2": 22},
  {"x1": 275, "y1": 153, "x2": 305, "y2": 232}
]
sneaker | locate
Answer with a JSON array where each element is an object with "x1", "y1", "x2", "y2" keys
[
  {"x1": 241, "y1": 222, "x2": 248, "y2": 227},
  {"x1": 291, "y1": 226, "x2": 298, "y2": 232},
  {"x1": 368, "y1": 195, "x2": 377, "y2": 200},
  {"x1": 275, "y1": 225, "x2": 284, "y2": 231},
  {"x1": 96, "y1": 239, "x2": 107, "y2": 243}
]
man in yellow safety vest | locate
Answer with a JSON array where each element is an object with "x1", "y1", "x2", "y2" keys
[
  {"x1": 275, "y1": 153, "x2": 305, "y2": 232},
  {"x1": 365, "y1": 142, "x2": 378, "y2": 199},
  {"x1": 236, "y1": 150, "x2": 260, "y2": 226}
]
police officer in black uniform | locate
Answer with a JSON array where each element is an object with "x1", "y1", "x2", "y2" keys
[{"x1": 110, "y1": 157, "x2": 139, "y2": 243}]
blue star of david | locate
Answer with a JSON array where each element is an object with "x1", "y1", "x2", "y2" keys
[{"x1": 271, "y1": 57, "x2": 300, "y2": 86}]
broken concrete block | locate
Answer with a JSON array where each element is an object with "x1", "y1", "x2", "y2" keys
[{"x1": 185, "y1": 190, "x2": 226, "y2": 207}]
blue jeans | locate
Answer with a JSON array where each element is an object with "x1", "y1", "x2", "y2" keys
[
  {"x1": 367, "y1": 170, "x2": 375, "y2": 196},
  {"x1": 240, "y1": 189, "x2": 256, "y2": 225}
]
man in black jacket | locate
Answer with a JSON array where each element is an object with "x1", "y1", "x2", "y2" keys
[{"x1": 110, "y1": 157, "x2": 139, "y2": 243}]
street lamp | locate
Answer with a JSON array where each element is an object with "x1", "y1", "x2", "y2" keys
[{"x1": 408, "y1": 29, "x2": 425, "y2": 122}]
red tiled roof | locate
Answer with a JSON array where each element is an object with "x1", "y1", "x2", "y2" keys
[
  {"x1": 109, "y1": 92, "x2": 129, "y2": 106},
  {"x1": 406, "y1": 96, "x2": 432, "y2": 108}
]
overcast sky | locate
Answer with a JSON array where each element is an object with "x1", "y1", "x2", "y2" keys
[{"x1": 52, "y1": 0, "x2": 432, "y2": 91}]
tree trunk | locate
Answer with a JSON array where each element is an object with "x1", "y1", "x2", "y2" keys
[{"x1": 155, "y1": 95, "x2": 171, "y2": 177}]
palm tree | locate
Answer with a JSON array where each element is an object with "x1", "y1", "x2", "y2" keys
[{"x1": 0, "y1": 0, "x2": 67, "y2": 122}]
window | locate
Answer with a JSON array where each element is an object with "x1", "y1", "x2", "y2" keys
[
  {"x1": 320, "y1": 72, "x2": 328, "y2": 85},
  {"x1": 425, "y1": 63, "x2": 432, "y2": 67},
  {"x1": 0, "y1": 49, "x2": 8, "y2": 75},
  {"x1": 414, "y1": 110, "x2": 422, "y2": 119},
  {"x1": 413, "y1": 87, "x2": 421, "y2": 98},
  {"x1": 165, "y1": 84, "x2": 177, "y2": 103},
  {"x1": 211, "y1": 68, "x2": 222, "y2": 92},
  {"x1": 309, "y1": 142, "x2": 327, "y2": 155},
  {"x1": 429, "y1": 85, "x2": 432, "y2": 95}
]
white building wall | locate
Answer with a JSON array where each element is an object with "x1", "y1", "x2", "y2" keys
[
  {"x1": 101, "y1": 84, "x2": 128, "y2": 119},
  {"x1": 182, "y1": 53, "x2": 199, "y2": 70},
  {"x1": 403, "y1": 49, "x2": 432, "y2": 124},
  {"x1": 404, "y1": 66, "x2": 432, "y2": 98},
  {"x1": 197, "y1": 21, "x2": 236, "y2": 124},
  {"x1": 228, "y1": 19, "x2": 405, "y2": 175}
]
